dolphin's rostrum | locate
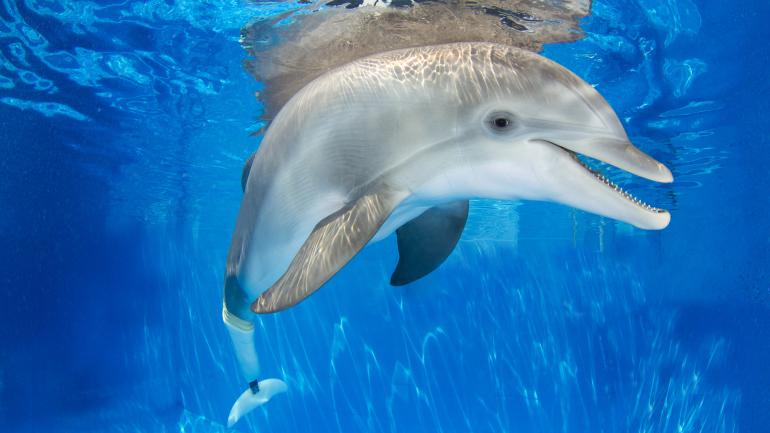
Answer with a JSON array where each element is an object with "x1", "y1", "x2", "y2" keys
[{"x1": 223, "y1": 42, "x2": 673, "y2": 426}]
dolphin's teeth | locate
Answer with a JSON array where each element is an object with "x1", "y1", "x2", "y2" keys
[{"x1": 571, "y1": 151, "x2": 664, "y2": 214}]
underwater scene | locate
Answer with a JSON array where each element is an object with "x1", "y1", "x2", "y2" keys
[{"x1": 1, "y1": 0, "x2": 769, "y2": 432}]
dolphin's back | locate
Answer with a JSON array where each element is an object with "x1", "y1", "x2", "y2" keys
[{"x1": 252, "y1": 42, "x2": 577, "y2": 186}]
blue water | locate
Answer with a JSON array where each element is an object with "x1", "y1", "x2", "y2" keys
[{"x1": 1, "y1": 0, "x2": 769, "y2": 432}]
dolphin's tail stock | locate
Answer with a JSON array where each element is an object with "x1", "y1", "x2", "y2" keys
[{"x1": 223, "y1": 305, "x2": 287, "y2": 427}]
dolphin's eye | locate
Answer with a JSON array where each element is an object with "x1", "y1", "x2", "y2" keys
[
  {"x1": 494, "y1": 118, "x2": 510, "y2": 128},
  {"x1": 485, "y1": 111, "x2": 516, "y2": 134}
]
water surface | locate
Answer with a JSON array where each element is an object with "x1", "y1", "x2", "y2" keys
[{"x1": 1, "y1": 1, "x2": 768, "y2": 432}]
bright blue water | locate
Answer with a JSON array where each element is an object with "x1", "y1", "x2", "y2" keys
[{"x1": 1, "y1": 1, "x2": 768, "y2": 432}]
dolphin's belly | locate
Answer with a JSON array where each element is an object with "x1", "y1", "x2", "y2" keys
[{"x1": 238, "y1": 183, "x2": 348, "y2": 300}]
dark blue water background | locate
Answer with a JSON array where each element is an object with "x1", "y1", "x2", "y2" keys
[{"x1": 1, "y1": 0, "x2": 768, "y2": 432}]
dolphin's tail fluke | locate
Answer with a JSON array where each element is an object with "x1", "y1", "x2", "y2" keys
[
  {"x1": 223, "y1": 306, "x2": 288, "y2": 427},
  {"x1": 227, "y1": 378, "x2": 288, "y2": 427}
]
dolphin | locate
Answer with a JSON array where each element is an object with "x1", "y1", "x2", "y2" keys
[{"x1": 222, "y1": 42, "x2": 673, "y2": 425}]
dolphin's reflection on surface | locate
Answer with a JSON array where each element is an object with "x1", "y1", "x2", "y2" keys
[{"x1": 241, "y1": 0, "x2": 592, "y2": 117}]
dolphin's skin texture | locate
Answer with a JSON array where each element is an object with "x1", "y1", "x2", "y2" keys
[{"x1": 222, "y1": 42, "x2": 673, "y2": 425}]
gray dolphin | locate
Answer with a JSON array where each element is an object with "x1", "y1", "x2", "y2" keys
[{"x1": 222, "y1": 42, "x2": 672, "y2": 425}]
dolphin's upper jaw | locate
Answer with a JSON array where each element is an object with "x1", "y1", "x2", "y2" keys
[{"x1": 523, "y1": 117, "x2": 673, "y2": 183}]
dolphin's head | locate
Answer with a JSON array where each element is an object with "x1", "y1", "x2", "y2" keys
[{"x1": 435, "y1": 45, "x2": 673, "y2": 230}]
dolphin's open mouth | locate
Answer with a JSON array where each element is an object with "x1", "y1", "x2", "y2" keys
[
  {"x1": 567, "y1": 151, "x2": 667, "y2": 214},
  {"x1": 536, "y1": 138, "x2": 671, "y2": 229}
]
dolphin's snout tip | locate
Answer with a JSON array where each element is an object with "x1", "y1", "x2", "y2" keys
[
  {"x1": 657, "y1": 163, "x2": 674, "y2": 183},
  {"x1": 619, "y1": 140, "x2": 674, "y2": 184},
  {"x1": 636, "y1": 209, "x2": 671, "y2": 230},
  {"x1": 655, "y1": 210, "x2": 671, "y2": 230}
]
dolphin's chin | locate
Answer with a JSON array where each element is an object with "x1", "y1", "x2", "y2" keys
[{"x1": 537, "y1": 140, "x2": 672, "y2": 230}]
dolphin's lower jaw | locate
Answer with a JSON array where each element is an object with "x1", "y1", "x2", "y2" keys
[{"x1": 536, "y1": 140, "x2": 672, "y2": 230}]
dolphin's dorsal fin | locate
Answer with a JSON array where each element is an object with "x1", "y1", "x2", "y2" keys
[
  {"x1": 251, "y1": 186, "x2": 407, "y2": 313},
  {"x1": 391, "y1": 201, "x2": 469, "y2": 286},
  {"x1": 241, "y1": 152, "x2": 257, "y2": 192}
]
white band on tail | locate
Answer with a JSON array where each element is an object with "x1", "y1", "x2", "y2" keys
[{"x1": 223, "y1": 306, "x2": 260, "y2": 380}]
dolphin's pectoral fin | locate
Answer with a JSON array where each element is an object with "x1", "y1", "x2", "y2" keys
[
  {"x1": 241, "y1": 152, "x2": 257, "y2": 192},
  {"x1": 390, "y1": 200, "x2": 469, "y2": 286},
  {"x1": 252, "y1": 186, "x2": 406, "y2": 313}
]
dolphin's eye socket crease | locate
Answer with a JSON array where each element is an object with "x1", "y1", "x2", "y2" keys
[{"x1": 485, "y1": 112, "x2": 516, "y2": 133}]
